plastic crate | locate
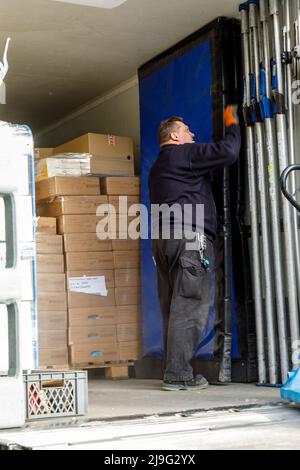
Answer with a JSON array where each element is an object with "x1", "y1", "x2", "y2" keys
[{"x1": 23, "y1": 371, "x2": 88, "y2": 420}]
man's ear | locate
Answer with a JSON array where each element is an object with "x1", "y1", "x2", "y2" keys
[{"x1": 170, "y1": 131, "x2": 179, "y2": 142}]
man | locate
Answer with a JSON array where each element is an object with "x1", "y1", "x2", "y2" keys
[{"x1": 149, "y1": 105, "x2": 241, "y2": 391}]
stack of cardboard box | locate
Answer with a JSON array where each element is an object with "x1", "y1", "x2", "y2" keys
[
  {"x1": 36, "y1": 132, "x2": 135, "y2": 177},
  {"x1": 54, "y1": 133, "x2": 135, "y2": 177},
  {"x1": 55, "y1": 191, "x2": 116, "y2": 367},
  {"x1": 35, "y1": 133, "x2": 142, "y2": 367},
  {"x1": 36, "y1": 176, "x2": 115, "y2": 366},
  {"x1": 36, "y1": 217, "x2": 68, "y2": 368},
  {"x1": 101, "y1": 176, "x2": 142, "y2": 362}
]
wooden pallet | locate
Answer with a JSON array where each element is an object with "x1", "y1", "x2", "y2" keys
[
  {"x1": 69, "y1": 360, "x2": 135, "y2": 380},
  {"x1": 33, "y1": 365, "x2": 70, "y2": 372}
]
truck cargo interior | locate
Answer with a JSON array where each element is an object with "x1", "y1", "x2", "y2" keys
[{"x1": 1, "y1": 0, "x2": 300, "y2": 447}]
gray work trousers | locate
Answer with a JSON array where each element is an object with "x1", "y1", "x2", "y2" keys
[{"x1": 152, "y1": 235, "x2": 213, "y2": 381}]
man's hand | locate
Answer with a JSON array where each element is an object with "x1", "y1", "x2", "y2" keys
[{"x1": 224, "y1": 105, "x2": 239, "y2": 127}]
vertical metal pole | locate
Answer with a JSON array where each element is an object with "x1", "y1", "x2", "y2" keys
[
  {"x1": 260, "y1": 0, "x2": 289, "y2": 383},
  {"x1": 270, "y1": 0, "x2": 300, "y2": 375},
  {"x1": 234, "y1": 20, "x2": 258, "y2": 382},
  {"x1": 249, "y1": 0, "x2": 278, "y2": 384},
  {"x1": 240, "y1": 2, "x2": 267, "y2": 384},
  {"x1": 282, "y1": 0, "x2": 300, "y2": 298}
]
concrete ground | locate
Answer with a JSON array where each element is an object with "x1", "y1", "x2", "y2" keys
[
  {"x1": 1, "y1": 378, "x2": 299, "y2": 450},
  {"x1": 87, "y1": 378, "x2": 282, "y2": 420}
]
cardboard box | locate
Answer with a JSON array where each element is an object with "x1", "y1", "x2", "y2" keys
[
  {"x1": 115, "y1": 287, "x2": 141, "y2": 306},
  {"x1": 57, "y1": 214, "x2": 138, "y2": 235},
  {"x1": 63, "y1": 234, "x2": 112, "y2": 253},
  {"x1": 101, "y1": 177, "x2": 140, "y2": 196},
  {"x1": 67, "y1": 288, "x2": 116, "y2": 309},
  {"x1": 55, "y1": 133, "x2": 134, "y2": 176},
  {"x1": 112, "y1": 240, "x2": 140, "y2": 251},
  {"x1": 67, "y1": 270, "x2": 115, "y2": 289},
  {"x1": 37, "y1": 292, "x2": 67, "y2": 311},
  {"x1": 113, "y1": 251, "x2": 140, "y2": 269},
  {"x1": 57, "y1": 215, "x2": 111, "y2": 235},
  {"x1": 37, "y1": 254, "x2": 64, "y2": 273},
  {"x1": 108, "y1": 196, "x2": 140, "y2": 214},
  {"x1": 35, "y1": 148, "x2": 54, "y2": 160},
  {"x1": 89, "y1": 155, "x2": 134, "y2": 176},
  {"x1": 38, "y1": 348, "x2": 68, "y2": 367},
  {"x1": 69, "y1": 342, "x2": 119, "y2": 365},
  {"x1": 35, "y1": 176, "x2": 100, "y2": 201},
  {"x1": 38, "y1": 310, "x2": 67, "y2": 331},
  {"x1": 37, "y1": 273, "x2": 66, "y2": 292},
  {"x1": 56, "y1": 133, "x2": 134, "y2": 159},
  {"x1": 37, "y1": 195, "x2": 108, "y2": 217},
  {"x1": 118, "y1": 341, "x2": 141, "y2": 361},
  {"x1": 65, "y1": 251, "x2": 113, "y2": 271},
  {"x1": 98, "y1": 215, "x2": 140, "y2": 238},
  {"x1": 68, "y1": 306, "x2": 117, "y2": 327},
  {"x1": 117, "y1": 323, "x2": 141, "y2": 342},
  {"x1": 39, "y1": 330, "x2": 67, "y2": 349},
  {"x1": 68, "y1": 325, "x2": 117, "y2": 345},
  {"x1": 114, "y1": 269, "x2": 140, "y2": 288},
  {"x1": 117, "y1": 305, "x2": 140, "y2": 324},
  {"x1": 58, "y1": 215, "x2": 100, "y2": 234},
  {"x1": 36, "y1": 234, "x2": 63, "y2": 254},
  {"x1": 36, "y1": 217, "x2": 57, "y2": 234}
]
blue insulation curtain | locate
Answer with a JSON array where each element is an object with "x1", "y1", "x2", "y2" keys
[{"x1": 139, "y1": 39, "x2": 216, "y2": 358}]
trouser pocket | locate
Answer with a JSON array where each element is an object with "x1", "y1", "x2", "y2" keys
[{"x1": 178, "y1": 252, "x2": 206, "y2": 300}]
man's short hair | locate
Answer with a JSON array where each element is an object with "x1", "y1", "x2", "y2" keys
[{"x1": 158, "y1": 116, "x2": 184, "y2": 146}]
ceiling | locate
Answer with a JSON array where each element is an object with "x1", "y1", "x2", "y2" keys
[{"x1": 0, "y1": 0, "x2": 240, "y2": 133}]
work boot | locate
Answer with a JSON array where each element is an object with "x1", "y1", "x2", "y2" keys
[{"x1": 162, "y1": 374, "x2": 209, "y2": 391}]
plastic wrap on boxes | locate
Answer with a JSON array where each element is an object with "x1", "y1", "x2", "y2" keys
[{"x1": 35, "y1": 153, "x2": 92, "y2": 181}]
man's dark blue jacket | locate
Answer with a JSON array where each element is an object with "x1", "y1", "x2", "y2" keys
[{"x1": 148, "y1": 125, "x2": 241, "y2": 242}]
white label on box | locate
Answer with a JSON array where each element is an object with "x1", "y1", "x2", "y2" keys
[
  {"x1": 69, "y1": 276, "x2": 108, "y2": 296},
  {"x1": 107, "y1": 135, "x2": 116, "y2": 146}
]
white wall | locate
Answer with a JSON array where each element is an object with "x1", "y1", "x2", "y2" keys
[{"x1": 35, "y1": 76, "x2": 141, "y2": 174}]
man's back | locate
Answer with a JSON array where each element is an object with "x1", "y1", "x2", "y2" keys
[{"x1": 149, "y1": 125, "x2": 241, "y2": 241}]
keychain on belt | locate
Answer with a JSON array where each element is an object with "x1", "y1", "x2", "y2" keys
[{"x1": 197, "y1": 233, "x2": 210, "y2": 270}]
